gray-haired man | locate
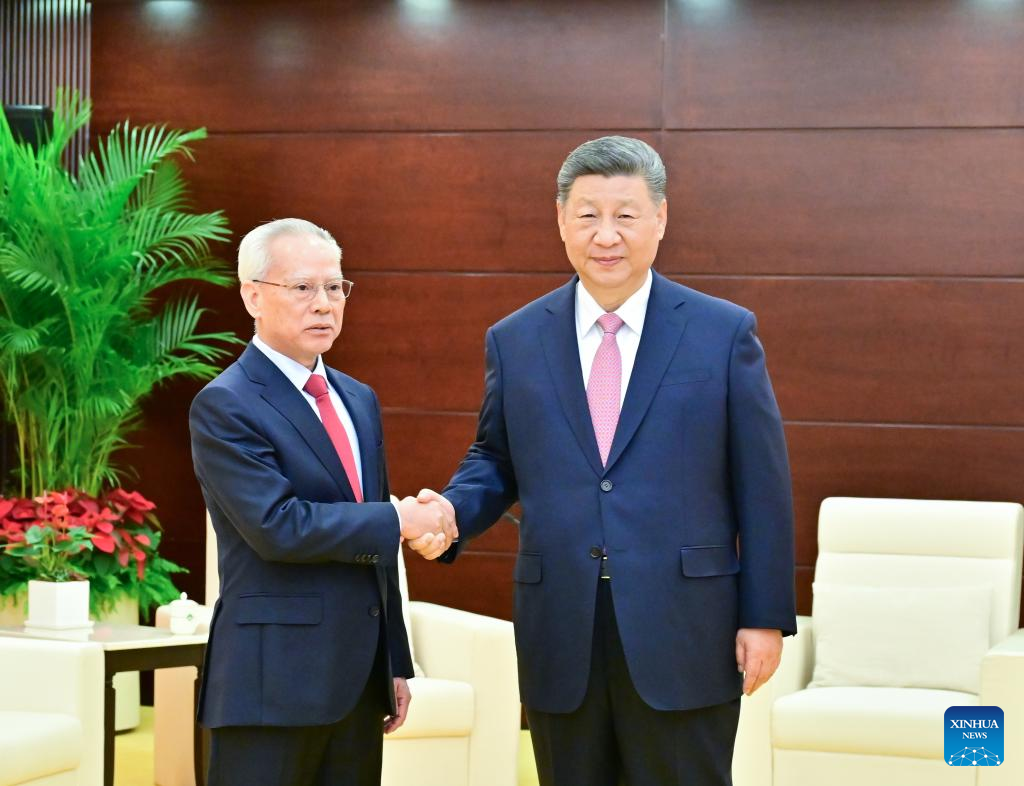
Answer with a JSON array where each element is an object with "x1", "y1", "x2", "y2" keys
[
  {"x1": 418, "y1": 136, "x2": 796, "y2": 784},
  {"x1": 191, "y1": 218, "x2": 454, "y2": 786}
]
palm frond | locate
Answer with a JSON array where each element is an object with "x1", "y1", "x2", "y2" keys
[{"x1": 0, "y1": 88, "x2": 238, "y2": 496}]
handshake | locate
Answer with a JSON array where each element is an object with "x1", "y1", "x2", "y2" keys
[{"x1": 395, "y1": 489, "x2": 458, "y2": 561}]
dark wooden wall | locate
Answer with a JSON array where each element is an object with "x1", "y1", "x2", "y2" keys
[{"x1": 90, "y1": 1, "x2": 1024, "y2": 623}]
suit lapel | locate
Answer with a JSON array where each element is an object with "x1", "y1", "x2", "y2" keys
[
  {"x1": 540, "y1": 277, "x2": 605, "y2": 477},
  {"x1": 604, "y1": 272, "x2": 689, "y2": 471},
  {"x1": 327, "y1": 367, "x2": 379, "y2": 503},
  {"x1": 239, "y1": 344, "x2": 356, "y2": 501}
]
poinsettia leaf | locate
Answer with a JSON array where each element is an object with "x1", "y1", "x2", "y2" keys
[{"x1": 92, "y1": 533, "x2": 116, "y2": 553}]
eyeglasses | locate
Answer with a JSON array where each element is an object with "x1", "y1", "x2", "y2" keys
[{"x1": 251, "y1": 278, "x2": 354, "y2": 302}]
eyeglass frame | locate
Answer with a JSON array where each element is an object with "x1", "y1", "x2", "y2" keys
[{"x1": 250, "y1": 277, "x2": 354, "y2": 302}]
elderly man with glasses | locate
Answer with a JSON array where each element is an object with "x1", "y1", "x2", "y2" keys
[{"x1": 188, "y1": 218, "x2": 456, "y2": 786}]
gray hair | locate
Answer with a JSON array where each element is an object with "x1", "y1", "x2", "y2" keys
[
  {"x1": 237, "y1": 218, "x2": 342, "y2": 282},
  {"x1": 556, "y1": 136, "x2": 666, "y2": 205}
]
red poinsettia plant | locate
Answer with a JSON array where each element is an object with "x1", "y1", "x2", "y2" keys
[{"x1": 0, "y1": 488, "x2": 185, "y2": 615}]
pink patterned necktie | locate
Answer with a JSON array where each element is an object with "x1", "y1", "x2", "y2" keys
[
  {"x1": 587, "y1": 313, "x2": 625, "y2": 466},
  {"x1": 303, "y1": 373, "x2": 363, "y2": 503}
]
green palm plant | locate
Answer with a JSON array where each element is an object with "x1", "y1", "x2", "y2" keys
[{"x1": 0, "y1": 89, "x2": 241, "y2": 496}]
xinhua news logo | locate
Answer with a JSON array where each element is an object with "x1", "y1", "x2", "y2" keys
[{"x1": 945, "y1": 706, "x2": 1004, "y2": 767}]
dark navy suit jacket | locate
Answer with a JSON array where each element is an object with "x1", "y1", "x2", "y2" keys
[
  {"x1": 443, "y1": 272, "x2": 796, "y2": 714},
  {"x1": 189, "y1": 343, "x2": 413, "y2": 728}
]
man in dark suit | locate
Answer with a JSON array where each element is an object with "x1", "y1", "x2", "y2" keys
[
  {"x1": 419, "y1": 137, "x2": 796, "y2": 785},
  {"x1": 189, "y1": 218, "x2": 454, "y2": 786}
]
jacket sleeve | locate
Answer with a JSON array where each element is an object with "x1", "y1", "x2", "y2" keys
[
  {"x1": 190, "y1": 383, "x2": 402, "y2": 566},
  {"x1": 727, "y1": 311, "x2": 798, "y2": 635}
]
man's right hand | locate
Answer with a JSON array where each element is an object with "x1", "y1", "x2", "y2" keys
[
  {"x1": 396, "y1": 491, "x2": 457, "y2": 561},
  {"x1": 396, "y1": 493, "x2": 457, "y2": 556}
]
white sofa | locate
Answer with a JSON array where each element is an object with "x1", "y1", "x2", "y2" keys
[
  {"x1": 731, "y1": 497, "x2": 1024, "y2": 786},
  {"x1": 153, "y1": 514, "x2": 520, "y2": 786},
  {"x1": 0, "y1": 637, "x2": 104, "y2": 786}
]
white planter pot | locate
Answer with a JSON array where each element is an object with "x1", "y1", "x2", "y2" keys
[{"x1": 25, "y1": 579, "x2": 93, "y2": 630}]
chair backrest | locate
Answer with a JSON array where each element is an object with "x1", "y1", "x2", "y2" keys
[
  {"x1": 816, "y1": 497, "x2": 1024, "y2": 645},
  {"x1": 205, "y1": 511, "x2": 219, "y2": 604}
]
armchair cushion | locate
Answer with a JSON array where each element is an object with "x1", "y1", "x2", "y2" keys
[
  {"x1": 810, "y1": 582, "x2": 991, "y2": 693},
  {"x1": 0, "y1": 710, "x2": 81, "y2": 786},
  {"x1": 773, "y1": 686, "x2": 976, "y2": 758}
]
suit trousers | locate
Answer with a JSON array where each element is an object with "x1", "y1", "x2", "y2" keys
[
  {"x1": 207, "y1": 630, "x2": 390, "y2": 786},
  {"x1": 526, "y1": 580, "x2": 740, "y2": 786}
]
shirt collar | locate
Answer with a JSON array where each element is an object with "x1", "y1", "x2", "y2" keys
[
  {"x1": 252, "y1": 333, "x2": 328, "y2": 393},
  {"x1": 575, "y1": 269, "x2": 653, "y2": 340}
]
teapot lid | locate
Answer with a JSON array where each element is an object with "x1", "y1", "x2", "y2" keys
[{"x1": 169, "y1": 591, "x2": 198, "y2": 610}]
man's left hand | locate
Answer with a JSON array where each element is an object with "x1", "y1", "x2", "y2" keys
[
  {"x1": 384, "y1": 677, "x2": 411, "y2": 734},
  {"x1": 735, "y1": 628, "x2": 783, "y2": 696}
]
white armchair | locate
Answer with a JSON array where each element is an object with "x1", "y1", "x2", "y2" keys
[
  {"x1": 733, "y1": 497, "x2": 1024, "y2": 786},
  {"x1": 153, "y1": 514, "x2": 520, "y2": 786},
  {"x1": 0, "y1": 637, "x2": 104, "y2": 786}
]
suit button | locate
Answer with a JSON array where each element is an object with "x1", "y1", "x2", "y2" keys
[
  {"x1": 369, "y1": 606, "x2": 380, "y2": 617},
  {"x1": 371, "y1": 555, "x2": 380, "y2": 565},
  {"x1": 600, "y1": 479, "x2": 613, "y2": 492},
  {"x1": 589, "y1": 546, "x2": 603, "y2": 559}
]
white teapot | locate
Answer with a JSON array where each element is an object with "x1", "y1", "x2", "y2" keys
[{"x1": 168, "y1": 592, "x2": 201, "y2": 635}]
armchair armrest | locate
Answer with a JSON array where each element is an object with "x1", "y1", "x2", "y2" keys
[
  {"x1": 732, "y1": 615, "x2": 813, "y2": 786},
  {"x1": 978, "y1": 628, "x2": 1024, "y2": 785},
  {"x1": 0, "y1": 637, "x2": 104, "y2": 785},
  {"x1": 410, "y1": 601, "x2": 519, "y2": 786}
]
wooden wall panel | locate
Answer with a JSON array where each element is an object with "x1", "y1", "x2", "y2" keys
[
  {"x1": 660, "y1": 130, "x2": 1024, "y2": 277},
  {"x1": 403, "y1": 549, "x2": 514, "y2": 621},
  {"x1": 178, "y1": 132, "x2": 645, "y2": 273},
  {"x1": 81, "y1": 0, "x2": 1024, "y2": 627},
  {"x1": 335, "y1": 271, "x2": 566, "y2": 411},
  {"x1": 92, "y1": 0, "x2": 663, "y2": 132},
  {"x1": 673, "y1": 277, "x2": 1024, "y2": 427},
  {"x1": 666, "y1": 0, "x2": 1024, "y2": 129},
  {"x1": 343, "y1": 273, "x2": 1024, "y2": 427},
  {"x1": 381, "y1": 411, "x2": 477, "y2": 499}
]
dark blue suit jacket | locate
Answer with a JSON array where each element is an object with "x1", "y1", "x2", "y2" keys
[
  {"x1": 443, "y1": 272, "x2": 796, "y2": 713},
  {"x1": 189, "y1": 343, "x2": 413, "y2": 728}
]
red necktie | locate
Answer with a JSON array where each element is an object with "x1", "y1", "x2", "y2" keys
[{"x1": 303, "y1": 373, "x2": 363, "y2": 502}]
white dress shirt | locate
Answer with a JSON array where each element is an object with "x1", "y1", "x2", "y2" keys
[{"x1": 575, "y1": 269, "x2": 652, "y2": 406}]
